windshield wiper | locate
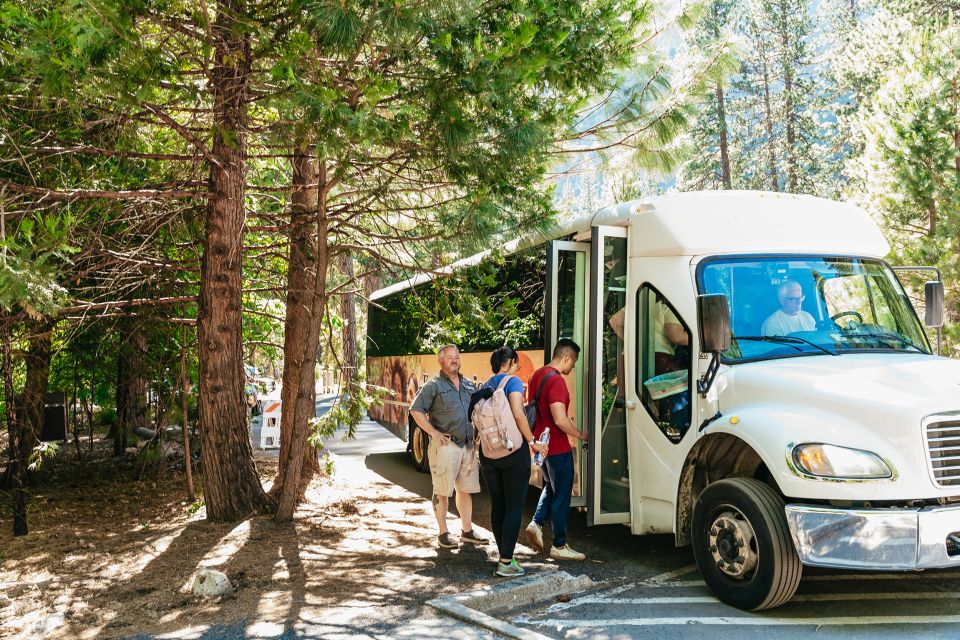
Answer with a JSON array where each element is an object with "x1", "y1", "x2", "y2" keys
[
  {"x1": 841, "y1": 332, "x2": 925, "y2": 353},
  {"x1": 735, "y1": 335, "x2": 837, "y2": 356}
]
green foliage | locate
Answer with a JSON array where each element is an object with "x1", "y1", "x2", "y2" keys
[
  {"x1": 853, "y1": 24, "x2": 960, "y2": 350},
  {"x1": 0, "y1": 212, "x2": 73, "y2": 318},
  {"x1": 137, "y1": 441, "x2": 163, "y2": 467},
  {"x1": 368, "y1": 247, "x2": 546, "y2": 356},
  {"x1": 309, "y1": 379, "x2": 372, "y2": 448},
  {"x1": 27, "y1": 441, "x2": 59, "y2": 471},
  {"x1": 97, "y1": 407, "x2": 117, "y2": 428}
]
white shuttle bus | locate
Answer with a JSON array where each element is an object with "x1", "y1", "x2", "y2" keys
[{"x1": 366, "y1": 191, "x2": 958, "y2": 610}]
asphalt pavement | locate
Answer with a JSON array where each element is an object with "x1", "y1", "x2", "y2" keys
[
  {"x1": 168, "y1": 398, "x2": 960, "y2": 639},
  {"x1": 336, "y1": 417, "x2": 960, "y2": 640}
]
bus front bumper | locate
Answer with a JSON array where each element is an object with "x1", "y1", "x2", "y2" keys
[{"x1": 784, "y1": 504, "x2": 960, "y2": 570}]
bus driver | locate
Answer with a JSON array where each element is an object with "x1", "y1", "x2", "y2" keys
[{"x1": 761, "y1": 280, "x2": 816, "y2": 337}]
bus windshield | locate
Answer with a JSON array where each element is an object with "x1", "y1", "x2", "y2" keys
[{"x1": 698, "y1": 256, "x2": 931, "y2": 362}]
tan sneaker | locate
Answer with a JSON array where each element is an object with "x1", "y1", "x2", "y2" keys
[
  {"x1": 525, "y1": 521, "x2": 543, "y2": 551},
  {"x1": 461, "y1": 529, "x2": 489, "y2": 545},
  {"x1": 550, "y1": 544, "x2": 585, "y2": 561}
]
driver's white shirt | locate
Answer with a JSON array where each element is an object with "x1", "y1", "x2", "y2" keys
[{"x1": 761, "y1": 309, "x2": 816, "y2": 336}]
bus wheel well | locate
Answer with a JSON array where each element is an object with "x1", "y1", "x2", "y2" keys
[{"x1": 675, "y1": 433, "x2": 776, "y2": 547}]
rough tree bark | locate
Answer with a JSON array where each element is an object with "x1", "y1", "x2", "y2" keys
[
  {"x1": 21, "y1": 322, "x2": 54, "y2": 483},
  {"x1": 3, "y1": 324, "x2": 27, "y2": 536},
  {"x1": 181, "y1": 334, "x2": 195, "y2": 501},
  {"x1": 197, "y1": 0, "x2": 273, "y2": 521},
  {"x1": 271, "y1": 145, "x2": 323, "y2": 511},
  {"x1": 710, "y1": 7, "x2": 732, "y2": 190},
  {"x1": 760, "y1": 53, "x2": 780, "y2": 191},
  {"x1": 340, "y1": 254, "x2": 358, "y2": 388},
  {"x1": 779, "y1": 0, "x2": 797, "y2": 192},
  {"x1": 115, "y1": 321, "x2": 149, "y2": 456},
  {"x1": 274, "y1": 150, "x2": 330, "y2": 523},
  {"x1": 715, "y1": 83, "x2": 732, "y2": 189}
]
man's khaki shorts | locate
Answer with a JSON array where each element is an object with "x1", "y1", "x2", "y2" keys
[{"x1": 429, "y1": 437, "x2": 480, "y2": 497}]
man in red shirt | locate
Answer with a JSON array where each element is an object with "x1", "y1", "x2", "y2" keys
[{"x1": 524, "y1": 338, "x2": 589, "y2": 560}]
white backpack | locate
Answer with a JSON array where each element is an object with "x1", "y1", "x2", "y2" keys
[{"x1": 472, "y1": 376, "x2": 523, "y2": 459}]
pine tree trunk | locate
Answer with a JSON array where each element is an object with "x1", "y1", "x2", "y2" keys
[
  {"x1": 761, "y1": 55, "x2": 780, "y2": 191},
  {"x1": 779, "y1": 0, "x2": 797, "y2": 192},
  {"x1": 272, "y1": 145, "x2": 322, "y2": 503},
  {"x1": 715, "y1": 83, "x2": 732, "y2": 189},
  {"x1": 22, "y1": 322, "x2": 53, "y2": 484},
  {"x1": 179, "y1": 342, "x2": 196, "y2": 502},
  {"x1": 71, "y1": 352, "x2": 82, "y2": 462},
  {"x1": 197, "y1": 0, "x2": 273, "y2": 522},
  {"x1": 340, "y1": 254, "x2": 358, "y2": 389},
  {"x1": 3, "y1": 324, "x2": 27, "y2": 536},
  {"x1": 114, "y1": 347, "x2": 125, "y2": 452},
  {"x1": 275, "y1": 156, "x2": 330, "y2": 523},
  {"x1": 116, "y1": 321, "x2": 149, "y2": 456}
]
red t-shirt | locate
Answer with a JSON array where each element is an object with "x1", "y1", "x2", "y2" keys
[{"x1": 527, "y1": 365, "x2": 572, "y2": 456}]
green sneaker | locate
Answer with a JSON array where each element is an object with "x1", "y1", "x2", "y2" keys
[{"x1": 494, "y1": 559, "x2": 525, "y2": 577}]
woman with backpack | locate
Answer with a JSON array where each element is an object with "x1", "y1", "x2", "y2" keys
[{"x1": 475, "y1": 346, "x2": 548, "y2": 577}]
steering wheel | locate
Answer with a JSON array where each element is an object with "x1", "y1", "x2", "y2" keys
[{"x1": 831, "y1": 311, "x2": 863, "y2": 324}]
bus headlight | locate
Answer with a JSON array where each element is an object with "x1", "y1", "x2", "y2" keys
[{"x1": 791, "y1": 443, "x2": 893, "y2": 479}]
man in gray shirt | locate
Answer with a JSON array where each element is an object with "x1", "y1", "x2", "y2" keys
[{"x1": 410, "y1": 344, "x2": 489, "y2": 549}]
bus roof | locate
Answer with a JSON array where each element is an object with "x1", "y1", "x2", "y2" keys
[{"x1": 371, "y1": 191, "x2": 890, "y2": 301}]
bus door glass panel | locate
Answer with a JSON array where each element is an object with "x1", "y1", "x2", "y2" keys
[
  {"x1": 636, "y1": 286, "x2": 692, "y2": 443},
  {"x1": 546, "y1": 240, "x2": 589, "y2": 505},
  {"x1": 589, "y1": 227, "x2": 630, "y2": 524}
]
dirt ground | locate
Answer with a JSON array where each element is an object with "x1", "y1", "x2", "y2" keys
[{"x1": 0, "y1": 436, "x2": 493, "y2": 639}]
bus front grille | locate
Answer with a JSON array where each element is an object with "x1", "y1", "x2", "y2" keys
[{"x1": 926, "y1": 418, "x2": 960, "y2": 487}]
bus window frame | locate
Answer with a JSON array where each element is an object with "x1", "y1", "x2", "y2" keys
[
  {"x1": 634, "y1": 282, "x2": 693, "y2": 444},
  {"x1": 694, "y1": 253, "x2": 932, "y2": 365}
]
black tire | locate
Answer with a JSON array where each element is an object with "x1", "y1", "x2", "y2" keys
[
  {"x1": 410, "y1": 423, "x2": 430, "y2": 473},
  {"x1": 691, "y1": 477, "x2": 802, "y2": 611}
]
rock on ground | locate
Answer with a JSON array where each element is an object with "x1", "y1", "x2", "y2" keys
[{"x1": 191, "y1": 569, "x2": 233, "y2": 597}]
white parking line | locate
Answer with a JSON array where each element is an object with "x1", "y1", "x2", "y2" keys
[
  {"x1": 637, "y1": 564, "x2": 699, "y2": 585},
  {"x1": 570, "y1": 591, "x2": 960, "y2": 605},
  {"x1": 651, "y1": 570, "x2": 960, "y2": 588},
  {"x1": 521, "y1": 614, "x2": 960, "y2": 628},
  {"x1": 517, "y1": 566, "x2": 960, "y2": 631}
]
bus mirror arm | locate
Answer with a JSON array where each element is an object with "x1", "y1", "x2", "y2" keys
[
  {"x1": 696, "y1": 293, "x2": 731, "y2": 397},
  {"x1": 697, "y1": 352, "x2": 721, "y2": 398}
]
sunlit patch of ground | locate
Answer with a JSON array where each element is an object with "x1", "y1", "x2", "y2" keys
[{"x1": 1, "y1": 437, "x2": 495, "y2": 639}]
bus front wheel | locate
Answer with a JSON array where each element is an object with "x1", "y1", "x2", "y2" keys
[
  {"x1": 691, "y1": 477, "x2": 802, "y2": 611},
  {"x1": 410, "y1": 425, "x2": 430, "y2": 473}
]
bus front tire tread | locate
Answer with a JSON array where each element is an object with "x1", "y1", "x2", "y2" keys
[{"x1": 691, "y1": 477, "x2": 802, "y2": 611}]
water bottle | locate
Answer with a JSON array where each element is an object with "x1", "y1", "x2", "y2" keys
[{"x1": 532, "y1": 429, "x2": 550, "y2": 467}]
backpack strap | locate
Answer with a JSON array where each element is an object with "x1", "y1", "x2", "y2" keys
[
  {"x1": 496, "y1": 375, "x2": 512, "y2": 392},
  {"x1": 532, "y1": 370, "x2": 559, "y2": 404}
]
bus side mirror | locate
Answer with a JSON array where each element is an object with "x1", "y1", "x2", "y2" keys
[
  {"x1": 697, "y1": 294, "x2": 730, "y2": 397},
  {"x1": 698, "y1": 294, "x2": 731, "y2": 354},
  {"x1": 925, "y1": 281, "x2": 944, "y2": 328}
]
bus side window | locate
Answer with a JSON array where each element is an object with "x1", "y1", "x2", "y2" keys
[{"x1": 636, "y1": 286, "x2": 692, "y2": 443}]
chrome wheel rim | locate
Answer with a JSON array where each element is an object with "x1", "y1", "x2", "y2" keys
[{"x1": 708, "y1": 506, "x2": 759, "y2": 579}]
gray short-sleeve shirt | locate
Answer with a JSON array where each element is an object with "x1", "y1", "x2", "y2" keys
[{"x1": 410, "y1": 373, "x2": 476, "y2": 447}]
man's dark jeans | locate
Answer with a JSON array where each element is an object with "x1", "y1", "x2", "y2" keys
[{"x1": 533, "y1": 450, "x2": 574, "y2": 548}]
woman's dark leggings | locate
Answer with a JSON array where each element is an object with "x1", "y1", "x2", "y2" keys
[{"x1": 480, "y1": 445, "x2": 531, "y2": 561}]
